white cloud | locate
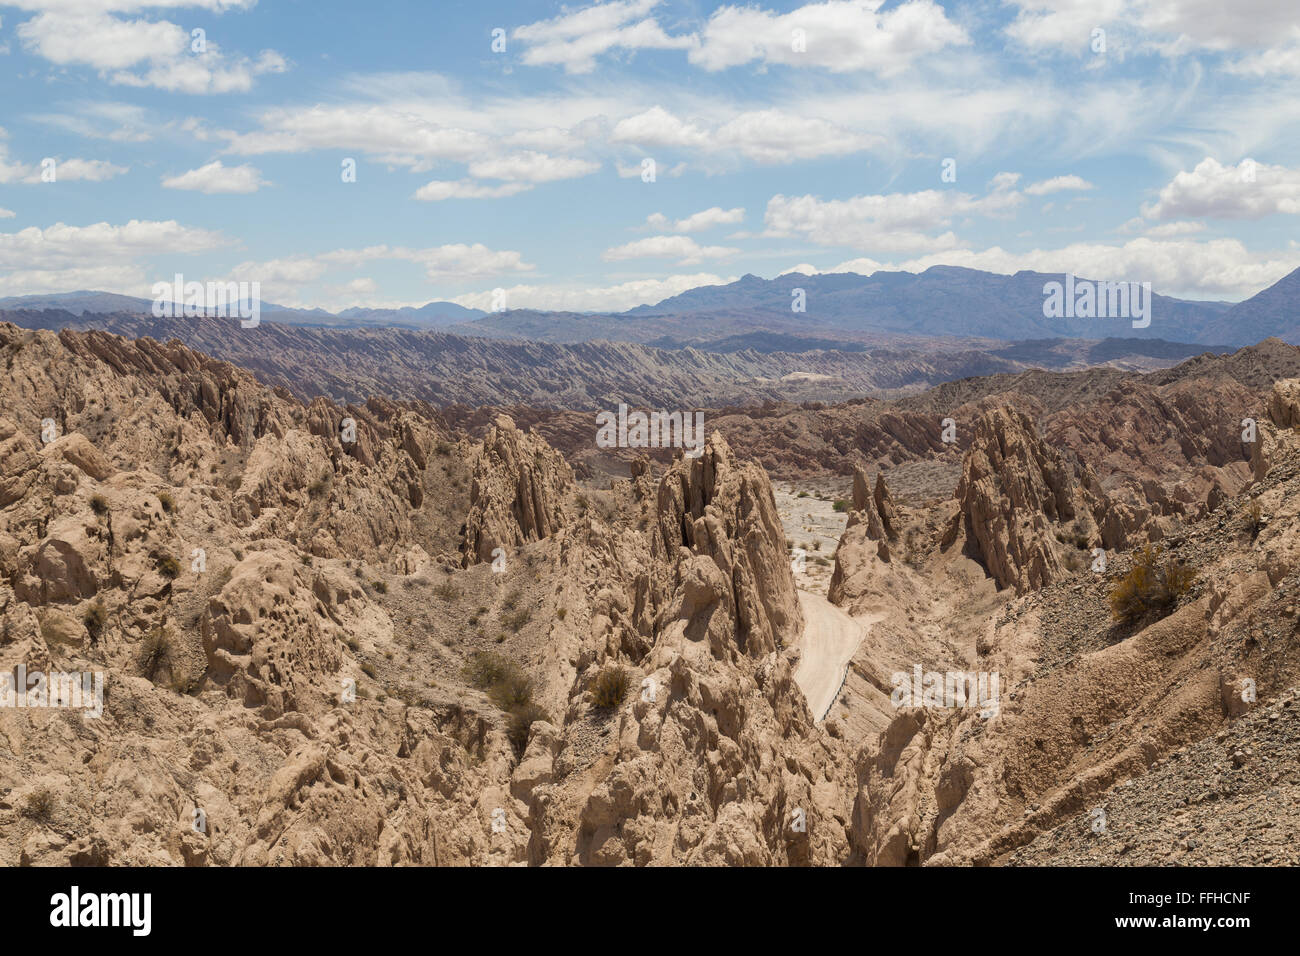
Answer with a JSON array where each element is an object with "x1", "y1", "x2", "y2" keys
[
  {"x1": 225, "y1": 104, "x2": 491, "y2": 164},
  {"x1": 612, "y1": 105, "x2": 879, "y2": 163},
  {"x1": 337, "y1": 277, "x2": 377, "y2": 296},
  {"x1": 467, "y1": 151, "x2": 600, "y2": 183},
  {"x1": 0, "y1": 217, "x2": 230, "y2": 296},
  {"x1": 0, "y1": 133, "x2": 128, "y2": 184},
  {"x1": 780, "y1": 263, "x2": 822, "y2": 276},
  {"x1": 512, "y1": 0, "x2": 696, "y2": 74},
  {"x1": 1143, "y1": 220, "x2": 1207, "y2": 238},
  {"x1": 602, "y1": 235, "x2": 739, "y2": 265},
  {"x1": 503, "y1": 126, "x2": 586, "y2": 151},
  {"x1": 39, "y1": 101, "x2": 156, "y2": 142},
  {"x1": 616, "y1": 158, "x2": 686, "y2": 178},
  {"x1": 412, "y1": 180, "x2": 533, "y2": 201},
  {"x1": 646, "y1": 206, "x2": 745, "y2": 232},
  {"x1": 1225, "y1": 43, "x2": 1300, "y2": 77},
  {"x1": 1143, "y1": 157, "x2": 1300, "y2": 220},
  {"x1": 510, "y1": 0, "x2": 968, "y2": 75},
  {"x1": 15, "y1": 6, "x2": 286, "y2": 94},
  {"x1": 452, "y1": 272, "x2": 735, "y2": 313},
  {"x1": 1025, "y1": 174, "x2": 1095, "y2": 195},
  {"x1": 315, "y1": 243, "x2": 534, "y2": 280},
  {"x1": 0, "y1": 209, "x2": 15, "y2": 219},
  {"x1": 1005, "y1": 0, "x2": 1300, "y2": 58},
  {"x1": 830, "y1": 237, "x2": 1300, "y2": 299},
  {"x1": 762, "y1": 175, "x2": 1024, "y2": 252},
  {"x1": 1004, "y1": 0, "x2": 1127, "y2": 54},
  {"x1": 162, "y1": 160, "x2": 268, "y2": 194},
  {"x1": 690, "y1": 0, "x2": 969, "y2": 74},
  {"x1": 221, "y1": 243, "x2": 535, "y2": 303}
]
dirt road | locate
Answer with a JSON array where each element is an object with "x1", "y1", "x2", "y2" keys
[{"x1": 794, "y1": 590, "x2": 867, "y2": 722}]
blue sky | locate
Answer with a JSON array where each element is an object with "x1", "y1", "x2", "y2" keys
[{"x1": 2, "y1": 0, "x2": 1300, "y2": 312}]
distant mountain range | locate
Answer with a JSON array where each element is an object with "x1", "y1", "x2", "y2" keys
[
  {"x1": 3, "y1": 264, "x2": 1297, "y2": 348},
  {"x1": 0, "y1": 307, "x2": 1237, "y2": 409},
  {"x1": 0, "y1": 290, "x2": 484, "y2": 329}
]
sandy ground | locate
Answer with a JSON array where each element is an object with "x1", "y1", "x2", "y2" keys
[
  {"x1": 794, "y1": 590, "x2": 868, "y2": 722},
  {"x1": 775, "y1": 487, "x2": 849, "y2": 594}
]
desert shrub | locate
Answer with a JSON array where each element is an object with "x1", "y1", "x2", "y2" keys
[
  {"x1": 21, "y1": 787, "x2": 57, "y2": 822},
  {"x1": 1109, "y1": 545, "x2": 1195, "y2": 623},
  {"x1": 154, "y1": 553, "x2": 181, "y2": 579},
  {"x1": 507, "y1": 702, "x2": 550, "y2": 749},
  {"x1": 359, "y1": 662, "x2": 377, "y2": 678},
  {"x1": 489, "y1": 671, "x2": 535, "y2": 711},
  {"x1": 1246, "y1": 499, "x2": 1264, "y2": 535},
  {"x1": 590, "y1": 665, "x2": 630, "y2": 709},
  {"x1": 139, "y1": 627, "x2": 173, "y2": 680},
  {"x1": 433, "y1": 582, "x2": 461, "y2": 602},
  {"x1": 463, "y1": 651, "x2": 515, "y2": 689},
  {"x1": 797, "y1": 490, "x2": 809, "y2": 498},
  {"x1": 832, "y1": 499, "x2": 848, "y2": 513},
  {"x1": 502, "y1": 608, "x2": 531, "y2": 633},
  {"x1": 157, "y1": 491, "x2": 175, "y2": 514},
  {"x1": 371, "y1": 580, "x2": 388, "y2": 594},
  {"x1": 83, "y1": 601, "x2": 108, "y2": 640},
  {"x1": 307, "y1": 470, "x2": 332, "y2": 498},
  {"x1": 556, "y1": 607, "x2": 568, "y2": 621},
  {"x1": 501, "y1": 589, "x2": 522, "y2": 612},
  {"x1": 90, "y1": 494, "x2": 109, "y2": 516}
]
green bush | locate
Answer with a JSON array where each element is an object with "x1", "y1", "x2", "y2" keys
[
  {"x1": 1109, "y1": 545, "x2": 1195, "y2": 623},
  {"x1": 157, "y1": 491, "x2": 175, "y2": 514},
  {"x1": 832, "y1": 499, "x2": 848, "y2": 513},
  {"x1": 90, "y1": 494, "x2": 109, "y2": 516}
]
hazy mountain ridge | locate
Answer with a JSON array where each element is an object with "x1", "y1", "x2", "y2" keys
[
  {"x1": 6, "y1": 264, "x2": 1295, "y2": 348},
  {"x1": 0, "y1": 309, "x2": 1231, "y2": 411}
]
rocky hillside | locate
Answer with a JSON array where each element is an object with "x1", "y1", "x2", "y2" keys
[
  {"x1": 0, "y1": 323, "x2": 850, "y2": 865},
  {"x1": 826, "y1": 377, "x2": 1300, "y2": 865},
  {"x1": 0, "y1": 309, "x2": 1233, "y2": 412},
  {"x1": 3, "y1": 320, "x2": 1296, "y2": 867}
]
